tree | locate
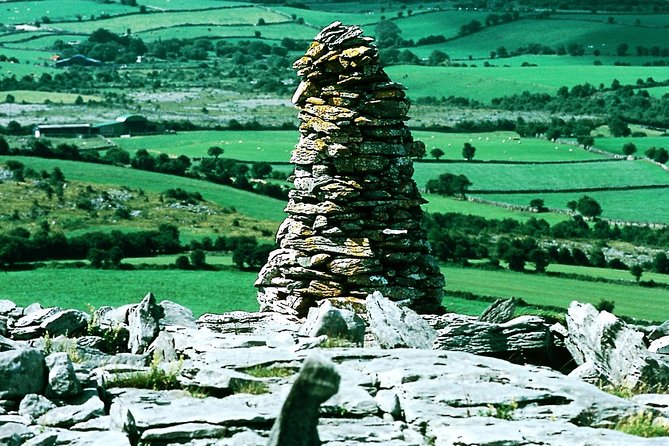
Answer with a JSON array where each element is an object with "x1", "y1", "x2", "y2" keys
[
  {"x1": 629, "y1": 264, "x2": 643, "y2": 282},
  {"x1": 616, "y1": 43, "x2": 629, "y2": 56},
  {"x1": 0, "y1": 136, "x2": 9, "y2": 155},
  {"x1": 462, "y1": 142, "x2": 476, "y2": 161},
  {"x1": 375, "y1": 20, "x2": 402, "y2": 48},
  {"x1": 103, "y1": 147, "x2": 131, "y2": 165},
  {"x1": 608, "y1": 116, "x2": 630, "y2": 137},
  {"x1": 576, "y1": 195, "x2": 602, "y2": 219},
  {"x1": 208, "y1": 146, "x2": 223, "y2": 158},
  {"x1": 5, "y1": 94, "x2": 15, "y2": 104},
  {"x1": 567, "y1": 200, "x2": 577, "y2": 212},
  {"x1": 529, "y1": 198, "x2": 546, "y2": 212},
  {"x1": 74, "y1": 95, "x2": 84, "y2": 105},
  {"x1": 652, "y1": 252, "x2": 669, "y2": 274},
  {"x1": 425, "y1": 173, "x2": 472, "y2": 198},
  {"x1": 506, "y1": 248, "x2": 526, "y2": 271},
  {"x1": 174, "y1": 255, "x2": 190, "y2": 269},
  {"x1": 622, "y1": 142, "x2": 637, "y2": 156},
  {"x1": 428, "y1": 50, "x2": 449, "y2": 66},
  {"x1": 596, "y1": 299, "x2": 615, "y2": 313},
  {"x1": 430, "y1": 148, "x2": 445, "y2": 160},
  {"x1": 251, "y1": 161, "x2": 272, "y2": 179},
  {"x1": 190, "y1": 249, "x2": 206, "y2": 269},
  {"x1": 529, "y1": 249, "x2": 549, "y2": 272}
]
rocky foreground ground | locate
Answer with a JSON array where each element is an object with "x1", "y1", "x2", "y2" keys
[{"x1": 0, "y1": 293, "x2": 668, "y2": 445}]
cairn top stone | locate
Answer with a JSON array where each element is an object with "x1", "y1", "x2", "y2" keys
[{"x1": 256, "y1": 22, "x2": 445, "y2": 317}]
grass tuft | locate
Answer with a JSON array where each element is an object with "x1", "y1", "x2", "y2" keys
[
  {"x1": 242, "y1": 365, "x2": 295, "y2": 378},
  {"x1": 614, "y1": 411, "x2": 669, "y2": 438}
]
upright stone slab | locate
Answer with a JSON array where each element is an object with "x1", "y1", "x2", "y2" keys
[{"x1": 256, "y1": 22, "x2": 445, "y2": 316}]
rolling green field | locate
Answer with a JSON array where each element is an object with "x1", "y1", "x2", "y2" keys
[
  {"x1": 0, "y1": 156, "x2": 286, "y2": 222},
  {"x1": 53, "y1": 7, "x2": 289, "y2": 35},
  {"x1": 593, "y1": 136, "x2": 669, "y2": 156},
  {"x1": 482, "y1": 188, "x2": 669, "y2": 224},
  {"x1": 137, "y1": 22, "x2": 317, "y2": 42},
  {"x1": 440, "y1": 265, "x2": 669, "y2": 321},
  {"x1": 1, "y1": 90, "x2": 101, "y2": 104},
  {"x1": 0, "y1": 0, "x2": 136, "y2": 22},
  {"x1": 112, "y1": 130, "x2": 605, "y2": 163},
  {"x1": 2, "y1": 268, "x2": 260, "y2": 316},
  {"x1": 386, "y1": 65, "x2": 669, "y2": 102},
  {"x1": 547, "y1": 263, "x2": 669, "y2": 286},
  {"x1": 412, "y1": 160, "x2": 669, "y2": 192},
  {"x1": 422, "y1": 194, "x2": 569, "y2": 225},
  {"x1": 414, "y1": 131, "x2": 605, "y2": 162},
  {"x1": 408, "y1": 17, "x2": 669, "y2": 60},
  {"x1": 2, "y1": 264, "x2": 666, "y2": 321},
  {"x1": 112, "y1": 130, "x2": 296, "y2": 161}
]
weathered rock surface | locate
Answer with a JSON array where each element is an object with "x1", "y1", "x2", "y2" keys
[
  {"x1": 0, "y1": 348, "x2": 46, "y2": 398},
  {"x1": 0, "y1": 291, "x2": 664, "y2": 446},
  {"x1": 127, "y1": 292, "x2": 164, "y2": 354},
  {"x1": 478, "y1": 297, "x2": 517, "y2": 323},
  {"x1": 366, "y1": 292, "x2": 436, "y2": 349},
  {"x1": 256, "y1": 21, "x2": 444, "y2": 316},
  {"x1": 430, "y1": 313, "x2": 554, "y2": 355},
  {"x1": 299, "y1": 300, "x2": 365, "y2": 345},
  {"x1": 565, "y1": 301, "x2": 669, "y2": 390},
  {"x1": 45, "y1": 352, "x2": 82, "y2": 399}
]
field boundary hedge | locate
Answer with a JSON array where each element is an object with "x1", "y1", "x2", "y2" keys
[{"x1": 415, "y1": 158, "x2": 625, "y2": 166}]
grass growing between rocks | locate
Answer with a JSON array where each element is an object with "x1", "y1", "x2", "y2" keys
[
  {"x1": 614, "y1": 412, "x2": 669, "y2": 438},
  {"x1": 242, "y1": 365, "x2": 295, "y2": 379},
  {"x1": 230, "y1": 380, "x2": 270, "y2": 395},
  {"x1": 107, "y1": 356, "x2": 182, "y2": 391}
]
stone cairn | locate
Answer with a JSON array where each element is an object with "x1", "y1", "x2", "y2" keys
[{"x1": 255, "y1": 21, "x2": 445, "y2": 317}]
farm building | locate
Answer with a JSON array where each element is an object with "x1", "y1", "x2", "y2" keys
[
  {"x1": 35, "y1": 115, "x2": 159, "y2": 138},
  {"x1": 33, "y1": 124, "x2": 93, "y2": 138},
  {"x1": 55, "y1": 54, "x2": 102, "y2": 68}
]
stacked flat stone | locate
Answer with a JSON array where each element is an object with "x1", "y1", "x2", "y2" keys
[{"x1": 255, "y1": 21, "x2": 445, "y2": 317}]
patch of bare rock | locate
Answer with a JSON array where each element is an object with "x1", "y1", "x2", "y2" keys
[{"x1": 0, "y1": 293, "x2": 667, "y2": 445}]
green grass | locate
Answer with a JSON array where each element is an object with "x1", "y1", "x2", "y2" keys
[
  {"x1": 1, "y1": 90, "x2": 101, "y2": 104},
  {"x1": 395, "y1": 10, "x2": 490, "y2": 41},
  {"x1": 55, "y1": 7, "x2": 289, "y2": 35},
  {"x1": 0, "y1": 156, "x2": 286, "y2": 222},
  {"x1": 268, "y1": 6, "x2": 379, "y2": 29},
  {"x1": 645, "y1": 86, "x2": 669, "y2": 99},
  {"x1": 414, "y1": 131, "x2": 605, "y2": 162},
  {"x1": 441, "y1": 265, "x2": 669, "y2": 321},
  {"x1": 593, "y1": 136, "x2": 669, "y2": 156},
  {"x1": 2, "y1": 268, "x2": 259, "y2": 316},
  {"x1": 1, "y1": 0, "x2": 136, "y2": 23},
  {"x1": 113, "y1": 130, "x2": 606, "y2": 163},
  {"x1": 481, "y1": 188, "x2": 669, "y2": 224},
  {"x1": 413, "y1": 160, "x2": 669, "y2": 192},
  {"x1": 422, "y1": 194, "x2": 568, "y2": 225},
  {"x1": 111, "y1": 130, "x2": 297, "y2": 161},
  {"x1": 124, "y1": 254, "x2": 236, "y2": 266},
  {"x1": 386, "y1": 65, "x2": 669, "y2": 102},
  {"x1": 410, "y1": 17, "x2": 669, "y2": 60},
  {"x1": 137, "y1": 22, "x2": 316, "y2": 42},
  {"x1": 547, "y1": 264, "x2": 669, "y2": 285},
  {"x1": 614, "y1": 412, "x2": 669, "y2": 438}
]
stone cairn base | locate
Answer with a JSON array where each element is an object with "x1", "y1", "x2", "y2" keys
[{"x1": 255, "y1": 22, "x2": 445, "y2": 317}]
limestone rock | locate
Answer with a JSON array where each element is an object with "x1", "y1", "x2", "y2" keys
[
  {"x1": 19, "y1": 394, "x2": 56, "y2": 421},
  {"x1": 478, "y1": 298, "x2": 516, "y2": 323},
  {"x1": 45, "y1": 352, "x2": 82, "y2": 399},
  {"x1": 298, "y1": 300, "x2": 365, "y2": 345},
  {"x1": 649, "y1": 336, "x2": 669, "y2": 355},
  {"x1": 0, "y1": 348, "x2": 46, "y2": 399},
  {"x1": 565, "y1": 301, "x2": 669, "y2": 390},
  {"x1": 0, "y1": 422, "x2": 34, "y2": 446},
  {"x1": 127, "y1": 292, "x2": 164, "y2": 354},
  {"x1": 38, "y1": 390, "x2": 104, "y2": 428},
  {"x1": 40, "y1": 309, "x2": 89, "y2": 337},
  {"x1": 366, "y1": 292, "x2": 436, "y2": 349},
  {"x1": 432, "y1": 313, "x2": 553, "y2": 355},
  {"x1": 159, "y1": 300, "x2": 197, "y2": 329}
]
